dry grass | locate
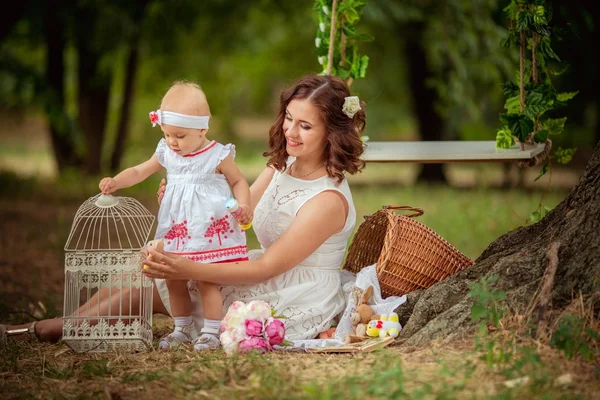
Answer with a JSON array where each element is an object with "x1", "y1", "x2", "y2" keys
[{"x1": 2, "y1": 334, "x2": 598, "y2": 399}]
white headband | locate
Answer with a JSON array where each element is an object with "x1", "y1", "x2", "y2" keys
[{"x1": 149, "y1": 110, "x2": 209, "y2": 129}]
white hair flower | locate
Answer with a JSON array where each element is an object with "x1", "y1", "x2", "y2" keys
[
  {"x1": 315, "y1": 38, "x2": 321, "y2": 48},
  {"x1": 342, "y1": 96, "x2": 362, "y2": 118},
  {"x1": 319, "y1": 23, "x2": 326, "y2": 32},
  {"x1": 318, "y1": 56, "x2": 326, "y2": 65},
  {"x1": 322, "y1": 6, "x2": 329, "y2": 15}
]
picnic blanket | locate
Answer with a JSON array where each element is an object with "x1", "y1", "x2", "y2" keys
[{"x1": 283, "y1": 264, "x2": 407, "y2": 351}]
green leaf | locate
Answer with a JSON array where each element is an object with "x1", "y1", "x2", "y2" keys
[
  {"x1": 549, "y1": 64, "x2": 569, "y2": 76},
  {"x1": 471, "y1": 304, "x2": 486, "y2": 322},
  {"x1": 534, "y1": 164, "x2": 548, "y2": 181},
  {"x1": 542, "y1": 117, "x2": 567, "y2": 136},
  {"x1": 552, "y1": 147, "x2": 576, "y2": 164},
  {"x1": 556, "y1": 91, "x2": 578, "y2": 102},
  {"x1": 495, "y1": 127, "x2": 515, "y2": 149},
  {"x1": 524, "y1": 90, "x2": 551, "y2": 118},
  {"x1": 502, "y1": 113, "x2": 534, "y2": 142},
  {"x1": 343, "y1": 7, "x2": 360, "y2": 24},
  {"x1": 342, "y1": 25, "x2": 357, "y2": 37},
  {"x1": 353, "y1": 33, "x2": 374, "y2": 42},
  {"x1": 504, "y1": 95, "x2": 521, "y2": 114},
  {"x1": 534, "y1": 129, "x2": 548, "y2": 143},
  {"x1": 502, "y1": 81, "x2": 520, "y2": 98},
  {"x1": 532, "y1": 5, "x2": 547, "y2": 26},
  {"x1": 359, "y1": 55, "x2": 369, "y2": 77},
  {"x1": 529, "y1": 211, "x2": 542, "y2": 223},
  {"x1": 539, "y1": 36, "x2": 560, "y2": 61}
]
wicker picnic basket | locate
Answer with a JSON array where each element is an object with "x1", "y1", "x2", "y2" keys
[{"x1": 343, "y1": 205, "x2": 474, "y2": 297}]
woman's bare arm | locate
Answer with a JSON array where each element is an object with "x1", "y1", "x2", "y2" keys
[
  {"x1": 249, "y1": 166, "x2": 275, "y2": 212},
  {"x1": 143, "y1": 190, "x2": 348, "y2": 284}
]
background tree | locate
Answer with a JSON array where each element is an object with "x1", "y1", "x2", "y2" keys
[
  {"x1": 367, "y1": 0, "x2": 513, "y2": 183},
  {"x1": 394, "y1": 0, "x2": 599, "y2": 347}
]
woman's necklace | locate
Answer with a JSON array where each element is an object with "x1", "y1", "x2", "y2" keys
[{"x1": 292, "y1": 163, "x2": 325, "y2": 178}]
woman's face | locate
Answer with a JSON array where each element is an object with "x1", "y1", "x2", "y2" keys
[{"x1": 283, "y1": 99, "x2": 327, "y2": 161}]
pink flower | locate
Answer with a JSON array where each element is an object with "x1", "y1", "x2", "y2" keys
[
  {"x1": 222, "y1": 301, "x2": 249, "y2": 333},
  {"x1": 220, "y1": 331, "x2": 239, "y2": 355},
  {"x1": 245, "y1": 319, "x2": 264, "y2": 336},
  {"x1": 229, "y1": 301, "x2": 245, "y2": 312},
  {"x1": 246, "y1": 300, "x2": 272, "y2": 320},
  {"x1": 238, "y1": 337, "x2": 271, "y2": 354},
  {"x1": 265, "y1": 317, "x2": 285, "y2": 346}
]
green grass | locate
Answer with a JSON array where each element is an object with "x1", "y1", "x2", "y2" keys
[
  {"x1": 349, "y1": 183, "x2": 567, "y2": 260},
  {"x1": 1, "y1": 337, "x2": 595, "y2": 399}
]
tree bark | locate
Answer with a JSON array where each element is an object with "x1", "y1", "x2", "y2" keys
[
  {"x1": 0, "y1": 1, "x2": 30, "y2": 40},
  {"x1": 77, "y1": 36, "x2": 110, "y2": 175},
  {"x1": 404, "y1": 24, "x2": 447, "y2": 183},
  {"x1": 110, "y1": 46, "x2": 139, "y2": 172},
  {"x1": 44, "y1": 1, "x2": 81, "y2": 173},
  {"x1": 395, "y1": 141, "x2": 600, "y2": 346},
  {"x1": 110, "y1": 0, "x2": 149, "y2": 173}
]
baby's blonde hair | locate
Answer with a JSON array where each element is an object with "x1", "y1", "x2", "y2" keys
[{"x1": 160, "y1": 80, "x2": 211, "y2": 117}]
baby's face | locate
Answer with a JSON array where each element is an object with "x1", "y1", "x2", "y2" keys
[{"x1": 161, "y1": 124, "x2": 208, "y2": 156}]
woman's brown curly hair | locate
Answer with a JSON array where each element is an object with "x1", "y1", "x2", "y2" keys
[{"x1": 263, "y1": 74, "x2": 366, "y2": 184}]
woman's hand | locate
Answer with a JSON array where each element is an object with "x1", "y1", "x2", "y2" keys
[
  {"x1": 156, "y1": 178, "x2": 166, "y2": 205},
  {"x1": 142, "y1": 249, "x2": 192, "y2": 280}
]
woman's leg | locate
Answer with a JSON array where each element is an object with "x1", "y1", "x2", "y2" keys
[{"x1": 4, "y1": 285, "x2": 169, "y2": 343}]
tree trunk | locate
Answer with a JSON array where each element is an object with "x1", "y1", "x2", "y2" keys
[
  {"x1": 77, "y1": 44, "x2": 110, "y2": 175},
  {"x1": 110, "y1": 46, "x2": 139, "y2": 172},
  {"x1": 405, "y1": 24, "x2": 447, "y2": 184},
  {"x1": 395, "y1": 141, "x2": 600, "y2": 346},
  {"x1": 44, "y1": 1, "x2": 81, "y2": 173},
  {"x1": 109, "y1": 0, "x2": 149, "y2": 172},
  {"x1": 0, "y1": 1, "x2": 30, "y2": 40}
]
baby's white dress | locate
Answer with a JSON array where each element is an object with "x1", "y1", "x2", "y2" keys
[
  {"x1": 153, "y1": 138, "x2": 247, "y2": 262},
  {"x1": 156, "y1": 158, "x2": 356, "y2": 340}
]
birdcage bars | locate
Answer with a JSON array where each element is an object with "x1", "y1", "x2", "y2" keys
[{"x1": 62, "y1": 194, "x2": 155, "y2": 353}]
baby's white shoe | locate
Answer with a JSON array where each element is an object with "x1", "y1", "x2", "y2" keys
[
  {"x1": 158, "y1": 322, "x2": 197, "y2": 350},
  {"x1": 192, "y1": 328, "x2": 221, "y2": 351}
]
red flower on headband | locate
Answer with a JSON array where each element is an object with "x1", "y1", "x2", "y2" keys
[{"x1": 149, "y1": 111, "x2": 160, "y2": 127}]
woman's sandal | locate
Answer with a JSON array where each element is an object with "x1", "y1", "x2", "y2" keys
[{"x1": 0, "y1": 321, "x2": 38, "y2": 347}]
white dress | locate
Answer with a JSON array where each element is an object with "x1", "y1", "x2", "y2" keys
[
  {"x1": 156, "y1": 158, "x2": 356, "y2": 341},
  {"x1": 154, "y1": 138, "x2": 247, "y2": 262}
]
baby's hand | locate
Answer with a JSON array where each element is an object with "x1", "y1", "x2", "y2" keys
[
  {"x1": 236, "y1": 204, "x2": 253, "y2": 225},
  {"x1": 99, "y1": 177, "x2": 117, "y2": 194}
]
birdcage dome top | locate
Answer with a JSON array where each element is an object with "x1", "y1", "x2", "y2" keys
[{"x1": 65, "y1": 194, "x2": 156, "y2": 251}]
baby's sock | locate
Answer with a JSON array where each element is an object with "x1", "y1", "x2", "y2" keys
[
  {"x1": 203, "y1": 318, "x2": 221, "y2": 332},
  {"x1": 159, "y1": 316, "x2": 196, "y2": 349},
  {"x1": 193, "y1": 318, "x2": 221, "y2": 351}
]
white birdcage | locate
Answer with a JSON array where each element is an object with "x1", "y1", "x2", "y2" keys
[{"x1": 62, "y1": 193, "x2": 156, "y2": 353}]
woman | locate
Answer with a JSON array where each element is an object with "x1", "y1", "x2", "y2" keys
[{"x1": 1, "y1": 74, "x2": 366, "y2": 345}]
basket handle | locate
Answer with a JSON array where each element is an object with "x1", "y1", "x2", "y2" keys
[{"x1": 382, "y1": 205, "x2": 424, "y2": 218}]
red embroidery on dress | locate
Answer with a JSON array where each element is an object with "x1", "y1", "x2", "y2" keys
[
  {"x1": 172, "y1": 245, "x2": 248, "y2": 262},
  {"x1": 183, "y1": 141, "x2": 217, "y2": 157},
  {"x1": 204, "y1": 216, "x2": 235, "y2": 246},
  {"x1": 164, "y1": 220, "x2": 191, "y2": 250}
]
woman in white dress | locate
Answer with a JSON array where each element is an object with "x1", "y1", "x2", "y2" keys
[
  {"x1": 148, "y1": 74, "x2": 366, "y2": 340},
  {"x1": 1, "y1": 74, "x2": 366, "y2": 344}
]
